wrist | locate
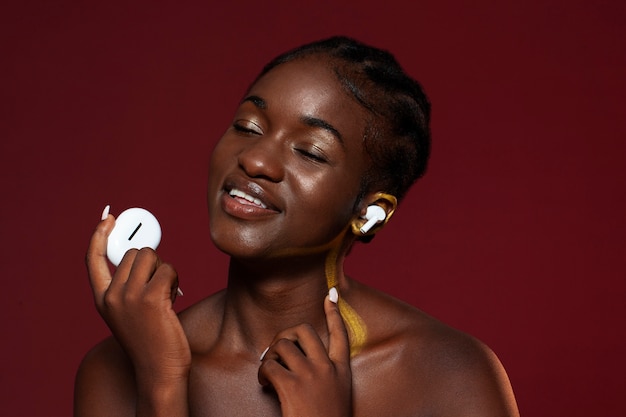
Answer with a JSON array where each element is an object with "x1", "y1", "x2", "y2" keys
[{"x1": 135, "y1": 374, "x2": 189, "y2": 417}]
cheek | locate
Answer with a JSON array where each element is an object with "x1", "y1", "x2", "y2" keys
[{"x1": 295, "y1": 173, "x2": 360, "y2": 228}]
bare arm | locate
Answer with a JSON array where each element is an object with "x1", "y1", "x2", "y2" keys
[
  {"x1": 426, "y1": 334, "x2": 520, "y2": 417},
  {"x1": 75, "y1": 211, "x2": 190, "y2": 417},
  {"x1": 74, "y1": 338, "x2": 137, "y2": 417}
]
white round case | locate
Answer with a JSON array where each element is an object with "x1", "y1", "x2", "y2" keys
[{"x1": 106, "y1": 207, "x2": 162, "y2": 266}]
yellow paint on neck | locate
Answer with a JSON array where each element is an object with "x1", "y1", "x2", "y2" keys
[
  {"x1": 325, "y1": 245, "x2": 367, "y2": 357},
  {"x1": 257, "y1": 225, "x2": 367, "y2": 356}
]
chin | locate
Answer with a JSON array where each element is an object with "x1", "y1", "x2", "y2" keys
[{"x1": 209, "y1": 225, "x2": 272, "y2": 258}]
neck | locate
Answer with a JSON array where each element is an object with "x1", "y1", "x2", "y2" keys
[{"x1": 218, "y1": 249, "x2": 349, "y2": 357}]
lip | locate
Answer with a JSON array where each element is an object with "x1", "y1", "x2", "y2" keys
[{"x1": 220, "y1": 178, "x2": 281, "y2": 219}]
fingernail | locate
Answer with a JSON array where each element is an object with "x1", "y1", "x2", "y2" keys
[
  {"x1": 259, "y1": 346, "x2": 269, "y2": 361},
  {"x1": 329, "y1": 287, "x2": 338, "y2": 304},
  {"x1": 101, "y1": 205, "x2": 110, "y2": 221},
  {"x1": 177, "y1": 287, "x2": 184, "y2": 296}
]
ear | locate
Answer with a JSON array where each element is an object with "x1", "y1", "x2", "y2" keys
[{"x1": 351, "y1": 192, "x2": 398, "y2": 236}]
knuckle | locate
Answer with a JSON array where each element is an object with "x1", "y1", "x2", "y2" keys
[
  {"x1": 274, "y1": 338, "x2": 292, "y2": 350},
  {"x1": 121, "y1": 248, "x2": 139, "y2": 263},
  {"x1": 102, "y1": 290, "x2": 119, "y2": 309},
  {"x1": 135, "y1": 247, "x2": 154, "y2": 261},
  {"x1": 259, "y1": 358, "x2": 277, "y2": 377},
  {"x1": 258, "y1": 359, "x2": 271, "y2": 375},
  {"x1": 296, "y1": 322, "x2": 315, "y2": 333},
  {"x1": 157, "y1": 262, "x2": 178, "y2": 278},
  {"x1": 143, "y1": 289, "x2": 162, "y2": 306},
  {"x1": 122, "y1": 289, "x2": 140, "y2": 305},
  {"x1": 319, "y1": 361, "x2": 336, "y2": 377}
]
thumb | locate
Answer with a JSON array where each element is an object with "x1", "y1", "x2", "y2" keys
[
  {"x1": 85, "y1": 205, "x2": 116, "y2": 305},
  {"x1": 324, "y1": 287, "x2": 350, "y2": 364}
]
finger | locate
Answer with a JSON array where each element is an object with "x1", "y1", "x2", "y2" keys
[
  {"x1": 85, "y1": 210, "x2": 116, "y2": 303},
  {"x1": 146, "y1": 262, "x2": 179, "y2": 305},
  {"x1": 124, "y1": 248, "x2": 160, "y2": 294},
  {"x1": 106, "y1": 248, "x2": 139, "y2": 296},
  {"x1": 261, "y1": 338, "x2": 309, "y2": 371},
  {"x1": 266, "y1": 324, "x2": 328, "y2": 361},
  {"x1": 258, "y1": 353, "x2": 292, "y2": 387},
  {"x1": 325, "y1": 287, "x2": 350, "y2": 364},
  {"x1": 172, "y1": 285, "x2": 182, "y2": 303}
]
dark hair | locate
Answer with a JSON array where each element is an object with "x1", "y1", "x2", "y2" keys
[{"x1": 255, "y1": 36, "x2": 431, "y2": 203}]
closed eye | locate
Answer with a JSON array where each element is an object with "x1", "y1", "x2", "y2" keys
[
  {"x1": 233, "y1": 120, "x2": 263, "y2": 135},
  {"x1": 296, "y1": 148, "x2": 328, "y2": 163}
]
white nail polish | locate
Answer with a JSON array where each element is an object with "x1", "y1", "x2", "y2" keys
[
  {"x1": 329, "y1": 287, "x2": 338, "y2": 304},
  {"x1": 101, "y1": 205, "x2": 110, "y2": 221},
  {"x1": 176, "y1": 287, "x2": 184, "y2": 296},
  {"x1": 259, "y1": 346, "x2": 269, "y2": 361}
]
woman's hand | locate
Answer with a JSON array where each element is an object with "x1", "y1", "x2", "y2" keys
[
  {"x1": 258, "y1": 289, "x2": 352, "y2": 417},
  {"x1": 85, "y1": 210, "x2": 191, "y2": 401}
]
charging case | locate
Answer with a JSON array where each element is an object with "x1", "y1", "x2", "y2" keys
[{"x1": 106, "y1": 207, "x2": 162, "y2": 266}]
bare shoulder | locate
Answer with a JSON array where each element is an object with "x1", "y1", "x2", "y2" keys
[
  {"x1": 348, "y1": 281, "x2": 519, "y2": 417},
  {"x1": 177, "y1": 289, "x2": 226, "y2": 353},
  {"x1": 74, "y1": 336, "x2": 136, "y2": 417},
  {"x1": 74, "y1": 291, "x2": 226, "y2": 417}
]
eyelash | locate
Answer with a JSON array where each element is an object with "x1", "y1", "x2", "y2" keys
[
  {"x1": 232, "y1": 121, "x2": 262, "y2": 135},
  {"x1": 296, "y1": 148, "x2": 327, "y2": 163},
  {"x1": 232, "y1": 121, "x2": 329, "y2": 164}
]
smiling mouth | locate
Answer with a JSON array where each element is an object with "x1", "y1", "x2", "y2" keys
[{"x1": 228, "y1": 188, "x2": 268, "y2": 209}]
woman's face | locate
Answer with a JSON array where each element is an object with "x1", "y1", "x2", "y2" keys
[{"x1": 207, "y1": 56, "x2": 371, "y2": 259}]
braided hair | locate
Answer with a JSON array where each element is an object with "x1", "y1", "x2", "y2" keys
[{"x1": 254, "y1": 36, "x2": 431, "y2": 203}]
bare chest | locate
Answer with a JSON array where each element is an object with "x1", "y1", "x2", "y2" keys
[
  {"x1": 188, "y1": 356, "x2": 280, "y2": 417},
  {"x1": 186, "y1": 353, "x2": 429, "y2": 417}
]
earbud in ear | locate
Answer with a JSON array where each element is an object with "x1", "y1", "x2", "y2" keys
[{"x1": 360, "y1": 205, "x2": 387, "y2": 234}]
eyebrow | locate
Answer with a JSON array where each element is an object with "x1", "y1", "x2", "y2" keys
[
  {"x1": 241, "y1": 95, "x2": 344, "y2": 145},
  {"x1": 300, "y1": 115, "x2": 344, "y2": 145},
  {"x1": 242, "y1": 95, "x2": 267, "y2": 109}
]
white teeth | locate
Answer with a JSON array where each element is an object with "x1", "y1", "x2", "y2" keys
[{"x1": 229, "y1": 189, "x2": 267, "y2": 209}]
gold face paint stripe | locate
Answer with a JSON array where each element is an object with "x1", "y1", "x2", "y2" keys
[{"x1": 325, "y1": 245, "x2": 367, "y2": 357}]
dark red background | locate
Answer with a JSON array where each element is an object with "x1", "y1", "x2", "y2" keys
[{"x1": 2, "y1": 1, "x2": 624, "y2": 416}]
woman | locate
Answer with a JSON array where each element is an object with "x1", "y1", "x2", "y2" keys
[{"x1": 75, "y1": 36, "x2": 519, "y2": 417}]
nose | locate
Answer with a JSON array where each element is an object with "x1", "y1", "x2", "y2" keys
[{"x1": 237, "y1": 137, "x2": 285, "y2": 182}]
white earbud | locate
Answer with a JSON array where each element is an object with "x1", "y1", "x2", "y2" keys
[{"x1": 359, "y1": 205, "x2": 387, "y2": 234}]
